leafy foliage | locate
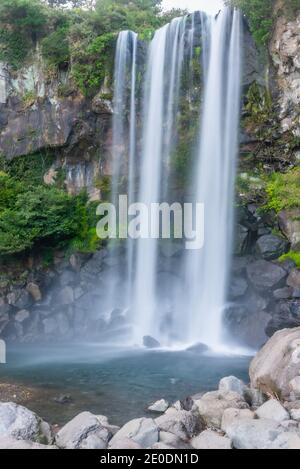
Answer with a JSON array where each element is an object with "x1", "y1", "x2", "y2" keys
[
  {"x1": 279, "y1": 250, "x2": 300, "y2": 268},
  {"x1": 264, "y1": 167, "x2": 300, "y2": 212},
  {"x1": 0, "y1": 166, "x2": 101, "y2": 256},
  {"x1": 0, "y1": 0, "x2": 47, "y2": 68}
]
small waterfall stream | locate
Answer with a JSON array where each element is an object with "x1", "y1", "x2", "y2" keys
[{"x1": 106, "y1": 8, "x2": 242, "y2": 349}]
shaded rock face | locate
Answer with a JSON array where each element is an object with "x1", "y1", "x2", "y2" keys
[
  {"x1": 0, "y1": 55, "x2": 112, "y2": 199},
  {"x1": 250, "y1": 327, "x2": 300, "y2": 400},
  {"x1": 270, "y1": 8, "x2": 300, "y2": 135}
]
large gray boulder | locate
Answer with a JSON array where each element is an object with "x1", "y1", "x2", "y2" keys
[
  {"x1": 278, "y1": 209, "x2": 300, "y2": 251},
  {"x1": 218, "y1": 376, "x2": 247, "y2": 397},
  {"x1": 255, "y1": 399, "x2": 289, "y2": 422},
  {"x1": 250, "y1": 327, "x2": 300, "y2": 400},
  {"x1": 191, "y1": 430, "x2": 232, "y2": 450},
  {"x1": 155, "y1": 409, "x2": 201, "y2": 442},
  {"x1": 255, "y1": 234, "x2": 289, "y2": 260},
  {"x1": 226, "y1": 419, "x2": 288, "y2": 449},
  {"x1": 109, "y1": 418, "x2": 158, "y2": 449},
  {"x1": 221, "y1": 408, "x2": 255, "y2": 433},
  {"x1": 56, "y1": 412, "x2": 118, "y2": 449},
  {"x1": 0, "y1": 403, "x2": 52, "y2": 444},
  {"x1": 194, "y1": 391, "x2": 248, "y2": 429},
  {"x1": 159, "y1": 431, "x2": 191, "y2": 449},
  {"x1": 246, "y1": 260, "x2": 287, "y2": 290}
]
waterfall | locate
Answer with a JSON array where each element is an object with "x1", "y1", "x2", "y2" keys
[
  {"x1": 107, "y1": 8, "x2": 242, "y2": 349},
  {"x1": 107, "y1": 31, "x2": 138, "y2": 316},
  {"x1": 185, "y1": 9, "x2": 242, "y2": 349}
]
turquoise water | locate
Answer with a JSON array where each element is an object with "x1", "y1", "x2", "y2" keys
[{"x1": 0, "y1": 344, "x2": 251, "y2": 426}]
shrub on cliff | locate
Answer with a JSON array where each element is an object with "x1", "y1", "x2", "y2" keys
[{"x1": 0, "y1": 173, "x2": 99, "y2": 256}]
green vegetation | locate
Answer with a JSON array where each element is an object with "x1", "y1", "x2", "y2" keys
[
  {"x1": 227, "y1": 0, "x2": 300, "y2": 47},
  {"x1": 264, "y1": 167, "x2": 300, "y2": 212},
  {"x1": 0, "y1": 0, "x2": 184, "y2": 95},
  {"x1": 0, "y1": 154, "x2": 102, "y2": 257},
  {"x1": 279, "y1": 250, "x2": 300, "y2": 268}
]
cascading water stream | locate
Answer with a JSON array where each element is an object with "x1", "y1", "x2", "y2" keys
[
  {"x1": 185, "y1": 9, "x2": 242, "y2": 349},
  {"x1": 107, "y1": 8, "x2": 242, "y2": 349}
]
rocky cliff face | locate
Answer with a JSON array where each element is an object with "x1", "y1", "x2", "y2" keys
[
  {"x1": 0, "y1": 53, "x2": 113, "y2": 199},
  {"x1": 270, "y1": 7, "x2": 300, "y2": 136}
]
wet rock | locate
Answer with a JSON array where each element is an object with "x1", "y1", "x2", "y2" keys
[
  {"x1": 250, "y1": 327, "x2": 300, "y2": 400},
  {"x1": 155, "y1": 409, "x2": 201, "y2": 442},
  {"x1": 0, "y1": 403, "x2": 52, "y2": 443},
  {"x1": 143, "y1": 336, "x2": 160, "y2": 349},
  {"x1": 159, "y1": 431, "x2": 191, "y2": 449},
  {"x1": 246, "y1": 260, "x2": 287, "y2": 290},
  {"x1": 53, "y1": 395, "x2": 73, "y2": 405},
  {"x1": 218, "y1": 376, "x2": 247, "y2": 397},
  {"x1": 109, "y1": 418, "x2": 158, "y2": 449},
  {"x1": 221, "y1": 408, "x2": 255, "y2": 433},
  {"x1": 228, "y1": 277, "x2": 248, "y2": 299},
  {"x1": 255, "y1": 399, "x2": 289, "y2": 422},
  {"x1": 226, "y1": 419, "x2": 287, "y2": 449},
  {"x1": 256, "y1": 234, "x2": 289, "y2": 260},
  {"x1": 224, "y1": 306, "x2": 271, "y2": 349},
  {"x1": 266, "y1": 301, "x2": 300, "y2": 336},
  {"x1": 186, "y1": 343, "x2": 210, "y2": 354},
  {"x1": 42, "y1": 318, "x2": 57, "y2": 336},
  {"x1": 55, "y1": 287, "x2": 74, "y2": 306},
  {"x1": 194, "y1": 391, "x2": 248, "y2": 429},
  {"x1": 290, "y1": 376, "x2": 300, "y2": 399},
  {"x1": 278, "y1": 210, "x2": 300, "y2": 251},
  {"x1": 191, "y1": 430, "x2": 232, "y2": 450},
  {"x1": 148, "y1": 399, "x2": 169, "y2": 413},
  {"x1": 59, "y1": 270, "x2": 77, "y2": 287},
  {"x1": 26, "y1": 283, "x2": 42, "y2": 302},
  {"x1": 56, "y1": 412, "x2": 114, "y2": 449},
  {"x1": 287, "y1": 269, "x2": 300, "y2": 290},
  {"x1": 290, "y1": 409, "x2": 300, "y2": 422},
  {"x1": 14, "y1": 310, "x2": 30, "y2": 323},
  {"x1": 234, "y1": 224, "x2": 249, "y2": 255},
  {"x1": 273, "y1": 287, "x2": 293, "y2": 300},
  {"x1": 8, "y1": 290, "x2": 31, "y2": 309}
]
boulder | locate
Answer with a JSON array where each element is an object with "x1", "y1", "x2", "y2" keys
[
  {"x1": 246, "y1": 260, "x2": 287, "y2": 290},
  {"x1": 287, "y1": 269, "x2": 300, "y2": 290},
  {"x1": 148, "y1": 399, "x2": 169, "y2": 413},
  {"x1": 14, "y1": 310, "x2": 30, "y2": 323},
  {"x1": 255, "y1": 399, "x2": 289, "y2": 422},
  {"x1": 255, "y1": 234, "x2": 289, "y2": 260},
  {"x1": 269, "y1": 432, "x2": 300, "y2": 450},
  {"x1": 194, "y1": 391, "x2": 248, "y2": 429},
  {"x1": 0, "y1": 403, "x2": 52, "y2": 443},
  {"x1": 278, "y1": 209, "x2": 300, "y2": 251},
  {"x1": 228, "y1": 277, "x2": 248, "y2": 299},
  {"x1": 159, "y1": 431, "x2": 191, "y2": 449},
  {"x1": 109, "y1": 418, "x2": 158, "y2": 449},
  {"x1": 290, "y1": 409, "x2": 300, "y2": 422},
  {"x1": 155, "y1": 409, "x2": 201, "y2": 441},
  {"x1": 191, "y1": 430, "x2": 232, "y2": 450},
  {"x1": 290, "y1": 376, "x2": 300, "y2": 399},
  {"x1": 186, "y1": 343, "x2": 210, "y2": 354},
  {"x1": 221, "y1": 408, "x2": 255, "y2": 433},
  {"x1": 250, "y1": 327, "x2": 300, "y2": 400},
  {"x1": 26, "y1": 283, "x2": 42, "y2": 302},
  {"x1": 0, "y1": 437, "x2": 57, "y2": 449},
  {"x1": 143, "y1": 336, "x2": 160, "y2": 349},
  {"x1": 55, "y1": 286, "x2": 74, "y2": 306},
  {"x1": 266, "y1": 300, "x2": 300, "y2": 336},
  {"x1": 218, "y1": 376, "x2": 247, "y2": 397},
  {"x1": 273, "y1": 287, "x2": 293, "y2": 300},
  {"x1": 56, "y1": 412, "x2": 116, "y2": 449},
  {"x1": 226, "y1": 419, "x2": 287, "y2": 449}
]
